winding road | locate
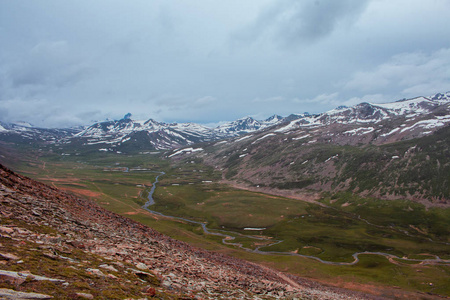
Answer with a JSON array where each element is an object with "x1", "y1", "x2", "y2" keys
[{"x1": 142, "y1": 172, "x2": 450, "y2": 266}]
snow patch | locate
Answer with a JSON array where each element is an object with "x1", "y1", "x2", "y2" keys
[
  {"x1": 235, "y1": 135, "x2": 253, "y2": 142},
  {"x1": 168, "y1": 147, "x2": 204, "y2": 158},
  {"x1": 400, "y1": 117, "x2": 450, "y2": 133},
  {"x1": 251, "y1": 133, "x2": 276, "y2": 144},
  {"x1": 380, "y1": 128, "x2": 400, "y2": 137},
  {"x1": 344, "y1": 127, "x2": 374, "y2": 135},
  {"x1": 292, "y1": 134, "x2": 310, "y2": 140},
  {"x1": 324, "y1": 154, "x2": 339, "y2": 162},
  {"x1": 214, "y1": 141, "x2": 227, "y2": 146},
  {"x1": 274, "y1": 120, "x2": 298, "y2": 133}
]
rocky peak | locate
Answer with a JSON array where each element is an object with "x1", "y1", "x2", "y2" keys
[
  {"x1": 431, "y1": 91, "x2": 450, "y2": 102},
  {"x1": 265, "y1": 114, "x2": 283, "y2": 123}
]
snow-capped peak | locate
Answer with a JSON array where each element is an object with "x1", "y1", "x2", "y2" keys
[{"x1": 264, "y1": 114, "x2": 284, "y2": 123}]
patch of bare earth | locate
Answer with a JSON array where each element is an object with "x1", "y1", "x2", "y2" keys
[{"x1": 222, "y1": 179, "x2": 322, "y2": 205}]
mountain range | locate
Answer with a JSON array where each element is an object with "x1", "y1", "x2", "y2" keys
[
  {"x1": 69, "y1": 113, "x2": 287, "y2": 151},
  {"x1": 0, "y1": 114, "x2": 286, "y2": 152},
  {"x1": 1, "y1": 92, "x2": 449, "y2": 154}
]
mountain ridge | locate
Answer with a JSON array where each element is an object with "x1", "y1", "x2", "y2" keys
[{"x1": 1, "y1": 92, "x2": 449, "y2": 152}]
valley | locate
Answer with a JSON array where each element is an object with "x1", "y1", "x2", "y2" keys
[
  {"x1": 145, "y1": 165, "x2": 449, "y2": 266},
  {"x1": 3, "y1": 145, "x2": 449, "y2": 298},
  {"x1": 1, "y1": 92, "x2": 450, "y2": 298},
  {"x1": 3, "y1": 2, "x2": 450, "y2": 297}
]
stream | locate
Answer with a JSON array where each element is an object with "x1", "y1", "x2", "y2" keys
[{"x1": 142, "y1": 172, "x2": 450, "y2": 266}]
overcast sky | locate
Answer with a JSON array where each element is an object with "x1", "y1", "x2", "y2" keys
[{"x1": 1, "y1": 0, "x2": 450, "y2": 127}]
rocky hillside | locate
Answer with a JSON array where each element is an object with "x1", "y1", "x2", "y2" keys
[{"x1": 0, "y1": 164, "x2": 370, "y2": 299}]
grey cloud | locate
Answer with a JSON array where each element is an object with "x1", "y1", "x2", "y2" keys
[
  {"x1": 343, "y1": 48, "x2": 450, "y2": 97},
  {"x1": 344, "y1": 94, "x2": 390, "y2": 106},
  {"x1": 155, "y1": 95, "x2": 218, "y2": 111},
  {"x1": 252, "y1": 96, "x2": 285, "y2": 103},
  {"x1": 75, "y1": 110, "x2": 104, "y2": 122},
  {"x1": 235, "y1": 0, "x2": 371, "y2": 48},
  {"x1": 0, "y1": 97, "x2": 101, "y2": 128},
  {"x1": 6, "y1": 41, "x2": 93, "y2": 95},
  {"x1": 293, "y1": 92, "x2": 341, "y2": 110},
  {"x1": 0, "y1": 98, "x2": 52, "y2": 125},
  {"x1": 1, "y1": 1, "x2": 450, "y2": 128}
]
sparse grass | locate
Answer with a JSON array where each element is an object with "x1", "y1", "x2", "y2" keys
[
  {"x1": 321, "y1": 192, "x2": 450, "y2": 244},
  {"x1": 153, "y1": 182, "x2": 309, "y2": 230},
  {"x1": 0, "y1": 228, "x2": 166, "y2": 299}
]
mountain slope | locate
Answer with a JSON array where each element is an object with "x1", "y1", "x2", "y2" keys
[
  {"x1": 274, "y1": 92, "x2": 450, "y2": 142},
  {"x1": 0, "y1": 163, "x2": 371, "y2": 299},
  {"x1": 215, "y1": 115, "x2": 284, "y2": 135},
  {"x1": 70, "y1": 117, "x2": 223, "y2": 151},
  {"x1": 0, "y1": 121, "x2": 80, "y2": 144},
  {"x1": 168, "y1": 93, "x2": 450, "y2": 205}
]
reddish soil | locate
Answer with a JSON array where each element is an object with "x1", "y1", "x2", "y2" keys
[{"x1": 59, "y1": 187, "x2": 102, "y2": 198}]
